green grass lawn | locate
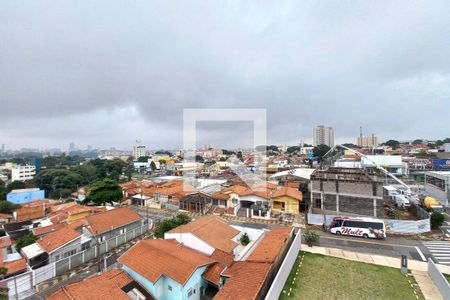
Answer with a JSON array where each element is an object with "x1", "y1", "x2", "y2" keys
[
  {"x1": 444, "y1": 273, "x2": 450, "y2": 283},
  {"x1": 279, "y1": 252, "x2": 424, "y2": 300}
]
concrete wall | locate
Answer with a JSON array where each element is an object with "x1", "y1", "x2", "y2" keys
[
  {"x1": 7, "y1": 189, "x2": 45, "y2": 204},
  {"x1": 264, "y1": 229, "x2": 302, "y2": 300},
  {"x1": 428, "y1": 258, "x2": 450, "y2": 300},
  {"x1": 49, "y1": 237, "x2": 82, "y2": 263},
  {"x1": 164, "y1": 232, "x2": 215, "y2": 256},
  {"x1": 95, "y1": 220, "x2": 142, "y2": 243}
]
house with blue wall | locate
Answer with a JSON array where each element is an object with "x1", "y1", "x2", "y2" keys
[
  {"x1": 7, "y1": 188, "x2": 45, "y2": 204},
  {"x1": 118, "y1": 239, "x2": 213, "y2": 300}
]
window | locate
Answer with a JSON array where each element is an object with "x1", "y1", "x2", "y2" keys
[
  {"x1": 314, "y1": 198, "x2": 321, "y2": 209},
  {"x1": 168, "y1": 285, "x2": 172, "y2": 292},
  {"x1": 426, "y1": 175, "x2": 446, "y2": 191},
  {"x1": 81, "y1": 242, "x2": 90, "y2": 251},
  {"x1": 63, "y1": 249, "x2": 76, "y2": 258},
  {"x1": 187, "y1": 288, "x2": 193, "y2": 297},
  {"x1": 55, "y1": 255, "x2": 60, "y2": 261}
]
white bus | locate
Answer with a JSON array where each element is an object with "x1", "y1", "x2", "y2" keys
[{"x1": 329, "y1": 217, "x2": 386, "y2": 239}]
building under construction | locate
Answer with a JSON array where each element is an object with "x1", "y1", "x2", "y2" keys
[{"x1": 310, "y1": 167, "x2": 384, "y2": 217}]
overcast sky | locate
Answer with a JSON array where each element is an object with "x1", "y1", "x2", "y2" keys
[{"x1": 1, "y1": 1, "x2": 449, "y2": 151}]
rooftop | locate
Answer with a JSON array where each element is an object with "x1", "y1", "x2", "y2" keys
[
  {"x1": 47, "y1": 269, "x2": 137, "y2": 300},
  {"x1": 118, "y1": 239, "x2": 212, "y2": 286},
  {"x1": 37, "y1": 226, "x2": 81, "y2": 253},
  {"x1": 167, "y1": 215, "x2": 239, "y2": 253},
  {"x1": 85, "y1": 207, "x2": 141, "y2": 235},
  {"x1": 247, "y1": 227, "x2": 292, "y2": 263},
  {"x1": 272, "y1": 187, "x2": 303, "y2": 201},
  {"x1": 214, "y1": 261, "x2": 272, "y2": 300}
]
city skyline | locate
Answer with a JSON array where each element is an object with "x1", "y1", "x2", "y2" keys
[{"x1": 1, "y1": 1, "x2": 450, "y2": 149}]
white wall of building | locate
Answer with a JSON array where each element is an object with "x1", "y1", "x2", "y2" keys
[
  {"x1": 11, "y1": 165, "x2": 36, "y2": 182},
  {"x1": 164, "y1": 232, "x2": 215, "y2": 256}
]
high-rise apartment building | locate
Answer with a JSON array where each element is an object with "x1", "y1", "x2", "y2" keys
[
  {"x1": 313, "y1": 125, "x2": 334, "y2": 147},
  {"x1": 357, "y1": 134, "x2": 379, "y2": 148},
  {"x1": 133, "y1": 145, "x2": 147, "y2": 160}
]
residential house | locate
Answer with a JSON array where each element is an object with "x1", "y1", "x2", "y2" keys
[
  {"x1": 118, "y1": 239, "x2": 214, "y2": 300},
  {"x1": 271, "y1": 187, "x2": 303, "y2": 215},
  {"x1": 0, "y1": 213, "x2": 13, "y2": 224},
  {"x1": 84, "y1": 207, "x2": 143, "y2": 244},
  {"x1": 179, "y1": 192, "x2": 229, "y2": 214},
  {"x1": 164, "y1": 216, "x2": 240, "y2": 256},
  {"x1": 47, "y1": 268, "x2": 153, "y2": 300},
  {"x1": 0, "y1": 253, "x2": 28, "y2": 278},
  {"x1": 0, "y1": 236, "x2": 12, "y2": 255}
]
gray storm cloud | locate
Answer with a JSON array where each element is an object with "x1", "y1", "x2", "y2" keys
[{"x1": 0, "y1": 1, "x2": 449, "y2": 149}]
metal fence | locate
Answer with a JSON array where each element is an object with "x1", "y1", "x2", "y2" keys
[
  {"x1": 428, "y1": 258, "x2": 450, "y2": 300},
  {"x1": 54, "y1": 224, "x2": 148, "y2": 276},
  {"x1": 0, "y1": 270, "x2": 33, "y2": 300},
  {"x1": 265, "y1": 229, "x2": 302, "y2": 300}
]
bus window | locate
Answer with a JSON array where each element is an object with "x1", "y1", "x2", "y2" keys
[{"x1": 331, "y1": 220, "x2": 343, "y2": 228}]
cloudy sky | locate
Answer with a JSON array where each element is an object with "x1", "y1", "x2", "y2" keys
[{"x1": 1, "y1": 1, "x2": 449, "y2": 151}]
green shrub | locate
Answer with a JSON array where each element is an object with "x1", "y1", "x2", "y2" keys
[
  {"x1": 304, "y1": 230, "x2": 319, "y2": 247},
  {"x1": 240, "y1": 233, "x2": 250, "y2": 246},
  {"x1": 154, "y1": 214, "x2": 191, "y2": 238},
  {"x1": 431, "y1": 212, "x2": 445, "y2": 229}
]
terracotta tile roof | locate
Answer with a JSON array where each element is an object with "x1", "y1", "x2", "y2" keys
[
  {"x1": 47, "y1": 269, "x2": 134, "y2": 300},
  {"x1": 210, "y1": 248, "x2": 234, "y2": 267},
  {"x1": 203, "y1": 263, "x2": 226, "y2": 286},
  {"x1": 85, "y1": 207, "x2": 142, "y2": 235},
  {"x1": 211, "y1": 192, "x2": 230, "y2": 200},
  {"x1": 0, "y1": 236, "x2": 11, "y2": 249},
  {"x1": 0, "y1": 253, "x2": 27, "y2": 276},
  {"x1": 214, "y1": 261, "x2": 272, "y2": 300},
  {"x1": 15, "y1": 205, "x2": 45, "y2": 222},
  {"x1": 247, "y1": 227, "x2": 292, "y2": 263},
  {"x1": 203, "y1": 249, "x2": 234, "y2": 286},
  {"x1": 47, "y1": 204, "x2": 106, "y2": 224},
  {"x1": 118, "y1": 239, "x2": 212, "y2": 285},
  {"x1": 67, "y1": 218, "x2": 89, "y2": 230},
  {"x1": 32, "y1": 223, "x2": 66, "y2": 237},
  {"x1": 272, "y1": 187, "x2": 303, "y2": 201},
  {"x1": 37, "y1": 226, "x2": 81, "y2": 253},
  {"x1": 167, "y1": 216, "x2": 239, "y2": 253},
  {"x1": 0, "y1": 213, "x2": 13, "y2": 219}
]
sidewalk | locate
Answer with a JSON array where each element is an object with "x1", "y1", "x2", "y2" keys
[{"x1": 301, "y1": 244, "x2": 448, "y2": 300}]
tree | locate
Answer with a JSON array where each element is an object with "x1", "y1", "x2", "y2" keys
[
  {"x1": 16, "y1": 233, "x2": 37, "y2": 252},
  {"x1": 87, "y1": 178, "x2": 123, "y2": 205},
  {"x1": 412, "y1": 139, "x2": 423, "y2": 145},
  {"x1": 0, "y1": 201, "x2": 20, "y2": 214},
  {"x1": 154, "y1": 214, "x2": 191, "y2": 238},
  {"x1": 430, "y1": 212, "x2": 445, "y2": 229},
  {"x1": 313, "y1": 144, "x2": 331, "y2": 161},
  {"x1": 240, "y1": 233, "x2": 250, "y2": 246},
  {"x1": 384, "y1": 140, "x2": 400, "y2": 149},
  {"x1": 342, "y1": 143, "x2": 359, "y2": 148},
  {"x1": 138, "y1": 156, "x2": 150, "y2": 162},
  {"x1": 195, "y1": 155, "x2": 204, "y2": 163},
  {"x1": 150, "y1": 161, "x2": 157, "y2": 171},
  {"x1": 236, "y1": 151, "x2": 243, "y2": 160},
  {"x1": 0, "y1": 181, "x2": 6, "y2": 201},
  {"x1": 287, "y1": 146, "x2": 300, "y2": 153},
  {"x1": 6, "y1": 181, "x2": 26, "y2": 192}
]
